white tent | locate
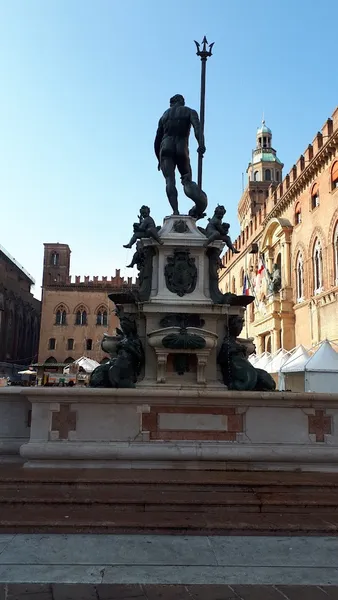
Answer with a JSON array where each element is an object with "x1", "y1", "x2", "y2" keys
[
  {"x1": 304, "y1": 340, "x2": 338, "y2": 393},
  {"x1": 63, "y1": 356, "x2": 99, "y2": 374},
  {"x1": 265, "y1": 348, "x2": 291, "y2": 374},
  {"x1": 278, "y1": 345, "x2": 311, "y2": 391},
  {"x1": 254, "y1": 352, "x2": 271, "y2": 370},
  {"x1": 248, "y1": 354, "x2": 258, "y2": 365},
  {"x1": 281, "y1": 345, "x2": 311, "y2": 372}
]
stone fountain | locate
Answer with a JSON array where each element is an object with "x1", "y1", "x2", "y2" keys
[{"x1": 3, "y1": 92, "x2": 337, "y2": 473}]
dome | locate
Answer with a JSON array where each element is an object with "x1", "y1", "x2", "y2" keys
[
  {"x1": 257, "y1": 120, "x2": 272, "y2": 135},
  {"x1": 252, "y1": 152, "x2": 282, "y2": 165}
]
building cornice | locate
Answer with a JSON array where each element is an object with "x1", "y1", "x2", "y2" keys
[
  {"x1": 263, "y1": 132, "x2": 338, "y2": 226},
  {"x1": 43, "y1": 284, "x2": 136, "y2": 293}
]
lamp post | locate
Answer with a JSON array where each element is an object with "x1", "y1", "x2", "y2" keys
[{"x1": 194, "y1": 36, "x2": 214, "y2": 189}]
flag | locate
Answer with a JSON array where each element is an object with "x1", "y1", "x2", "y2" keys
[
  {"x1": 255, "y1": 259, "x2": 265, "y2": 299},
  {"x1": 242, "y1": 274, "x2": 250, "y2": 296},
  {"x1": 254, "y1": 258, "x2": 267, "y2": 315}
]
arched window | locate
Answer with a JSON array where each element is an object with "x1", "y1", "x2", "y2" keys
[
  {"x1": 296, "y1": 253, "x2": 304, "y2": 302},
  {"x1": 311, "y1": 183, "x2": 320, "y2": 209},
  {"x1": 266, "y1": 335, "x2": 272, "y2": 353},
  {"x1": 50, "y1": 252, "x2": 59, "y2": 267},
  {"x1": 96, "y1": 307, "x2": 108, "y2": 326},
  {"x1": 254, "y1": 171, "x2": 259, "y2": 181},
  {"x1": 240, "y1": 268, "x2": 244, "y2": 288},
  {"x1": 231, "y1": 276, "x2": 236, "y2": 294},
  {"x1": 45, "y1": 356, "x2": 57, "y2": 364},
  {"x1": 86, "y1": 339, "x2": 93, "y2": 351},
  {"x1": 295, "y1": 202, "x2": 302, "y2": 225},
  {"x1": 275, "y1": 171, "x2": 280, "y2": 182},
  {"x1": 333, "y1": 223, "x2": 338, "y2": 284},
  {"x1": 249, "y1": 301, "x2": 255, "y2": 322},
  {"x1": 67, "y1": 338, "x2": 74, "y2": 351},
  {"x1": 265, "y1": 169, "x2": 271, "y2": 181},
  {"x1": 48, "y1": 338, "x2": 56, "y2": 350},
  {"x1": 313, "y1": 238, "x2": 323, "y2": 294},
  {"x1": 64, "y1": 357, "x2": 74, "y2": 364},
  {"x1": 331, "y1": 161, "x2": 338, "y2": 190},
  {"x1": 55, "y1": 305, "x2": 67, "y2": 326},
  {"x1": 75, "y1": 306, "x2": 87, "y2": 326}
]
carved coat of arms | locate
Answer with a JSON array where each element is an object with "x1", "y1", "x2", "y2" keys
[{"x1": 164, "y1": 249, "x2": 197, "y2": 297}]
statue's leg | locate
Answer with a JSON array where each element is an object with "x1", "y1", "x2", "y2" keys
[
  {"x1": 126, "y1": 251, "x2": 138, "y2": 268},
  {"x1": 177, "y1": 153, "x2": 207, "y2": 219},
  {"x1": 224, "y1": 235, "x2": 240, "y2": 254},
  {"x1": 161, "y1": 157, "x2": 179, "y2": 215},
  {"x1": 149, "y1": 228, "x2": 164, "y2": 245},
  {"x1": 203, "y1": 232, "x2": 218, "y2": 247},
  {"x1": 123, "y1": 233, "x2": 138, "y2": 249}
]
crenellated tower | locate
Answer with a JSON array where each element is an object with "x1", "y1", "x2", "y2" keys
[{"x1": 42, "y1": 243, "x2": 71, "y2": 287}]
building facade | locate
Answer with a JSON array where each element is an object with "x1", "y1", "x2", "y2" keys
[
  {"x1": 0, "y1": 244, "x2": 41, "y2": 369},
  {"x1": 37, "y1": 243, "x2": 133, "y2": 368},
  {"x1": 220, "y1": 107, "x2": 338, "y2": 354}
]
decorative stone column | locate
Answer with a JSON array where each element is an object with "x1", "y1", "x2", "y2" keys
[{"x1": 282, "y1": 240, "x2": 292, "y2": 287}]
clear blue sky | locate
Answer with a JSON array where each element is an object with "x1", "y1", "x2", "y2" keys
[{"x1": 1, "y1": 0, "x2": 337, "y2": 297}]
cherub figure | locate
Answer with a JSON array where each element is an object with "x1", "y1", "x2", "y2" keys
[
  {"x1": 204, "y1": 205, "x2": 239, "y2": 253},
  {"x1": 123, "y1": 205, "x2": 163, "y2": 249}
]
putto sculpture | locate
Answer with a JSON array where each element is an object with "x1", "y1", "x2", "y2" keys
[
  {"x1": 154, "y1": 94, "x2": 207, "y2": 220},
  {"x1": 204, "y1": 205, "x2": 239, "y2": 253},
  {"x1": 123, "y1": 205, "x2": 162, "y2": 249}
]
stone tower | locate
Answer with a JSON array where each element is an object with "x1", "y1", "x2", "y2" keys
[
  {"x1": 42, "y1": 243, "x2": 71, "y2": 287},
  {"x1": 238, "y1": 121, "x2": 284, "y2": 229}
]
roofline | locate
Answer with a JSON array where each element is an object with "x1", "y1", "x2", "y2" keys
[{"x1": 0, "y1": 244, "x2": 35, "y2": 285}]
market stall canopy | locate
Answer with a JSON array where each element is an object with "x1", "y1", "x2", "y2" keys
[
  {"x1": 248, "y1": 354, "x2": 258, "y2": 365},
  {"x1": 18, "y1": 370, "x2": 37, "y2": 375},
  {"x1": 280, "y1": 345, "x2": 311, "y2": 373},
  {"x1": 304, "y1": 340, "x2": 338, "y2": 393},
  {"x1": 63, "y1": 356, "x2": 99, "y2": 374},
  {"x1": 304, "y1": 340, "x2": 338, "y2": 372},
  {"x1": 254, "y1": 352, "x2": 271, "y2": 370},
  {"x1": 265, "y1": 348, "x2": 291, "y2": 374}
]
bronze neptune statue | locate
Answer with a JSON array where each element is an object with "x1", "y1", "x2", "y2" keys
[{"x1": 154, "y1": 94, "x2": 207, "y2": 220}]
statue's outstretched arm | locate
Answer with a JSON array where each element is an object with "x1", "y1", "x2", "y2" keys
[
  {"x1": 190, "y1": 109, "x2": 205, "y2": 152},
  {"x1": 154, "y1": 119, "x2": 164, "y2": 160}
]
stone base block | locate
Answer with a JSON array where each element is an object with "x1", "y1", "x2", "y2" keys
[
  {"x1": 20, "y1": 441, "x2": 338, "y2": 472},
  {"x1": 0, "y1": 388, "x2": 31, "y2": 463},
  {"x1": 2, "y1": 387, "x2": 338, "y2": 472}
]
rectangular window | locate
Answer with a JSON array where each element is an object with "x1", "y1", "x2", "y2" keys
[
  {"x1": 48, "y1": 338, "x2": 56, "y2": 350},
  {"x1": 311, "y1": 193, "x2": 319, "y2": 209},
  {"x1": 67, "y1": 339, "x2": 74, "y2": 351}
]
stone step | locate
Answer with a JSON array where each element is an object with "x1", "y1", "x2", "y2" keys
[
  {"x1": 2, "y1": 487, "x2": 338, "y2": 512},
  {"x1": 2, "y1": 466, "x2": 338, "y2": 487},
  {"x1": 1, "y1": 504, "x2": 338, "y2": 535},
  {"x1": 2, "y1": 468, "x2": 338, "y2": 535},
  {"x1": 0, "y1": 487, "x2": 261, "y2": 506}
]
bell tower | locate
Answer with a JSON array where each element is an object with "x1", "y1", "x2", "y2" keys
[
  {"x1": 42, "y1": 243, "x2": 71, "y2": 287},
  {"x1": 247, "y1": 120, "x2": 283, "y2": 184},
  {"x1": 238, "y1": 120, "x2": 284, "y2": 229}
]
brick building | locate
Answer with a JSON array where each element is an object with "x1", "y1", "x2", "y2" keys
[
  {"x1": 0, "y1": 244, "x2": 41, "y2": 370},
  {"x1": 219, "y1": 107, "x2": 338, "y2": 354},
  {"x1": 37, "y1": 243, "x2": 133, "y2": 370}
]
